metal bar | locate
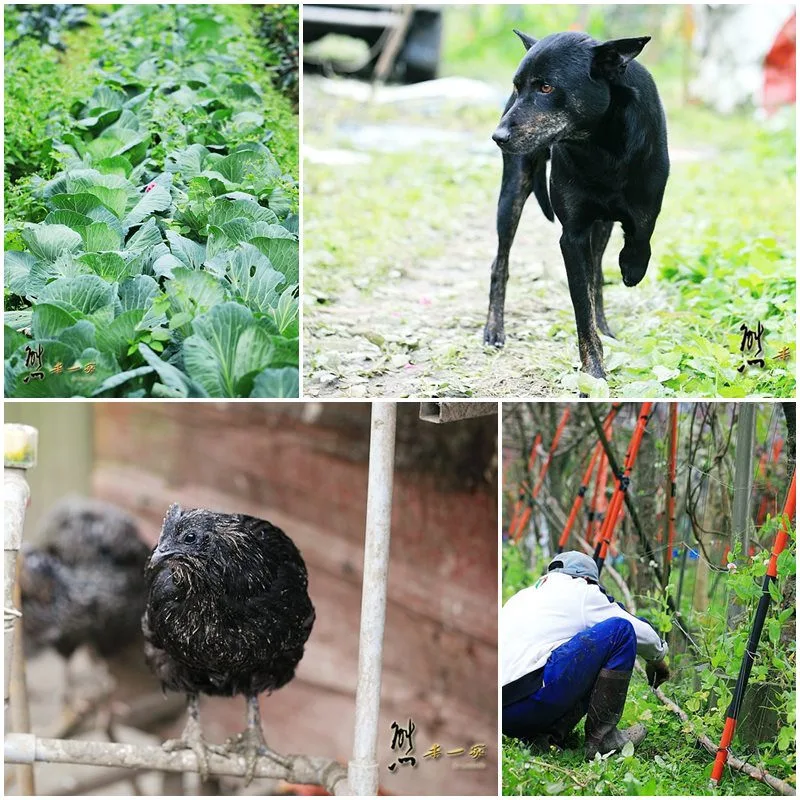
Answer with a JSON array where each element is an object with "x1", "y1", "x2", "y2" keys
[
  {"x1": 348, "y1": 402, "x2": 397, "y2": 796},
  {"x1": 302, "y1": 6, "x2": 403, "y2": 29},
  {"x1": 4, "y1": 424, "x2": 38, "y2": 706},
  {"x1": 11, "y1": 564, "x2": 35, "y2": 795},
  {"x1": 4, "y1": 734, "x2": 348, "y2": 791},
  {"x1": 418, "y1": 402, "x2": 498, "y2": 424},
  {"x1": 710, "y1": 471, "x2": 796, "y2": 785}
]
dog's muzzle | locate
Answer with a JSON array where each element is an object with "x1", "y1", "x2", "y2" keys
[{"x1": 492, "y1": 126, "x2": 512, "y2": 146}]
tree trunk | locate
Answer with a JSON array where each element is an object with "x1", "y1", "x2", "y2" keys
[{"x1": 727, "y1": 402, "x2": 756, "y2": 628}]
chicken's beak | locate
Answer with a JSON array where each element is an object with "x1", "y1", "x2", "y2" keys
[{"x1": 147, "y1": 546, "x2": 175, "y2": 567}]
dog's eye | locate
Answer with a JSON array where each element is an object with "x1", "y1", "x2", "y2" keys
[{"x1": 539, "y1": 83, "x2": 554, "y2": 94}]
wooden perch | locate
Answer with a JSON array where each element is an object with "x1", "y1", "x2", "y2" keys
[
  {"x1": 633, "y1": 664, "x2": 795, "y2": 796},
  {"x1": 4, "y1": 734, "x2": 350, "y2": 795}
]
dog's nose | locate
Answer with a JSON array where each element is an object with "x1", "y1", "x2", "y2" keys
[{"x1": 492, "y1": 127, "x2": 511, "y2": 145}]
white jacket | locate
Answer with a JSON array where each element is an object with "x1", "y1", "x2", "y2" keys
[{"x1": 502, "y1": 571, "x2": 668, "y2": 686}]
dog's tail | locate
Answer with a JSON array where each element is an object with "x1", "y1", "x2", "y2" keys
[{"x1": 532, "y1": 150, "x2": 554, "y2": 222}]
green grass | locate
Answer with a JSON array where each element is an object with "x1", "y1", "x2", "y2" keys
[
  {"x1": 501, "y1": 540, "x2": 796, "y2": 795},
  {"x1": 502, "y1": 678, "x2": 775, "y2": 796}
]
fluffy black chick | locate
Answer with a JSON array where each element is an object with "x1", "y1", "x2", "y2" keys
[
  {"x1": 142, "y1": 504, "x2": 315, "y2": 783},
  {"x1": 19, "y1": 497, "x2": 150, "y2": 711},
  {"x1": 20, "y1": 496, "x2": 149, "y2": 661}
]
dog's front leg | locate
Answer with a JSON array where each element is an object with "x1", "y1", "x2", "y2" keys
[
  {"x1": 560, "y1": 227, "x2": 605, "y2": 380},
  {"x1": 484, "y1": 154, "x2": 534, "y2": 347},
  {"x1": 619, "y1": 217, "x2": 656, "y2": 287}
]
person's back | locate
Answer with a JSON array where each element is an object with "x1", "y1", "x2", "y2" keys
[{"x1": 501, "y1": 551, "x2": 670, "y2": 759}]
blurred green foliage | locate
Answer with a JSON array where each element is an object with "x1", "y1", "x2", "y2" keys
[{"x1": 442, "y1": 4, "x2": 688, "y2": 87}]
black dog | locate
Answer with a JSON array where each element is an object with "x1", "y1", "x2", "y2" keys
[{"x1": 484, "y1": 30, "x2": 669, "y2": 381}]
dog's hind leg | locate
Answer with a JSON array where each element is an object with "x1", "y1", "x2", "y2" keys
[
  {"x1": 484, "y1": 154, "x2": 534, "y2": 347},
  {"x1": 560, "y1": 227, "x2": 605, "y2": 380},
  {"x1": 589, "y1": 220, "x2": 614, "y2": 338}
]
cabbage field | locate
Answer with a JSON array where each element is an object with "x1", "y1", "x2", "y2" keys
[{"x1": 4, "y1": 5, "x2": 299, "y2": 397}]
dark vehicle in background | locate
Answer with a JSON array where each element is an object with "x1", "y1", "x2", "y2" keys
[{"x1": 303, "y1": 3, "x2": 443, "y2": 82}]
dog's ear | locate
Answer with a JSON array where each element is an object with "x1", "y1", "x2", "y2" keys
[
  {"x1": 513, "y1": 29, "x2": 537, "y2": 51},
  {"x1": 591, "y1": 36, "x2": 651, "y2": 80}
]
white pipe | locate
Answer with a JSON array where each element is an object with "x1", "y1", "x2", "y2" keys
[
  {"x1": 348, "y1": 402, "x2": 397, "y2": 796},
  {"x1": 4, "y1": 734, "x2": 348, "y2": 791},
  {"x1": 4, "y1": 424, "x2": 37, "y2": 707}
]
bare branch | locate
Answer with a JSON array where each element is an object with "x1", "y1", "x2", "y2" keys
[{"x1": 633, "y1": 666, "x2": 795, "y2": 796}]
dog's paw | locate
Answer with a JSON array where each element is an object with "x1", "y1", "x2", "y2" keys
[
  {"x1": 619, "y1": 245, "x2": 650, "y2": 287},
  {"x1": 483, "y1": 324, "x2": 506, "y2": 348}
]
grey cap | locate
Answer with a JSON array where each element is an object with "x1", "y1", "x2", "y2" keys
[{"x1": 547, "y1": 551, "x2": 599, "y2": 583}]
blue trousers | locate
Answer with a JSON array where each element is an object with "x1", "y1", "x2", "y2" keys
[{"x1": 503, "y1": 617, "x2": 636, "y2": 739}]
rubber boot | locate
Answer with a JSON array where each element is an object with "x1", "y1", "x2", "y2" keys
[
  {"x1": 547, "y1": 701, "x2": 586, "y2": 749},
  {"x1": 584, "y1": 668, "x2": 647, "y2": 760}
]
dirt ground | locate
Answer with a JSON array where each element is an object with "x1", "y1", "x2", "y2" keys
[{"x1": 301, "y1": 75, "x2": 682, "y2": 399}]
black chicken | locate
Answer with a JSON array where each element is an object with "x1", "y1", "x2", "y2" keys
[
  {"x1": 142, "y1": 504, "x2": 315, "y2": 783},
  {"x1": 19, "y1": 496, "x2": 150, "y2": 704}
]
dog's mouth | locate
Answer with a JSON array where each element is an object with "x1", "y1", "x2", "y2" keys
[{"x1": 492, "y1": 114, "x2": 571, "y2": 155}]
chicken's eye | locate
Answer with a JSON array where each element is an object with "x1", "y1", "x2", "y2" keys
[{"x1": 184, "y1": 532, "x2": 197, "y2": 544}]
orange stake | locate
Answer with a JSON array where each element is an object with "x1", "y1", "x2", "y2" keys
[
  {"x1": 594, "y1": 402, "x2": 654, "y2": 571},
  {"x1": 558, "y1": 405, "x2": 620, "y2": 552},
  {"x1": 589, "y1": 449, "x2": 610, "y2": 548}
]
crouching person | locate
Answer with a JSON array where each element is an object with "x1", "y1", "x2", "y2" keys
[{"x1": 501, "y1": 551, "x2": 669, "y2": 759}]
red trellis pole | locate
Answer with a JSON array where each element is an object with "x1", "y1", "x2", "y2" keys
[
  {"x1": 594, "y1": 402, "x2": 654, "y2": 573},
  {"x1": 511, "y1": 410, "x2": 570, "y2": 544},
  {"x1": 508, "y1": 432, "x2": 541, "y2": 540},
  {"x1": 588, "y1": 449, "x2": 610, "y2": 549},
  {"x1": 710, "y1": 471, "x2": 796, "y2": 786},
  {"x1": 557, "y1": 405, "x2": 620, "y2": 553},
  {"x1": 663, "y1": 403, "x2": 679, "y2": 587}
]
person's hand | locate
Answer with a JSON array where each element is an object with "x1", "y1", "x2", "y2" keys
[{"x1": 646, "y1": 659, "x2": 669, "y2": 688}]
